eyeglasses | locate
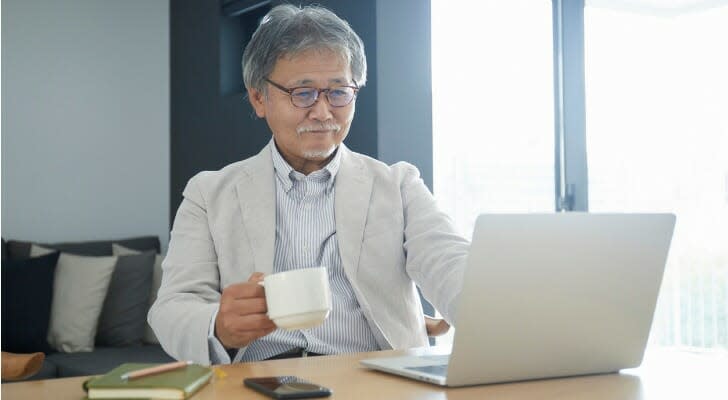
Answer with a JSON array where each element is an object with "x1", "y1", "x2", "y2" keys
[{"x1": 264, "y1": 78, "x2": 359, "y2": 108}]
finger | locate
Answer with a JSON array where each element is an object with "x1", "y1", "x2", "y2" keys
[
  {"x1": 225, "y1": 313, "x2": 277, "y2": 334},
  {"x1": 248, "y1": 272, "x2": 265, "y2": 283},
  {"x1": 220, "y1": 297, "x2": 268, "y2": 316},
  {"x1": 222, "y1": 281, "x2": 266, "y2": 299}
]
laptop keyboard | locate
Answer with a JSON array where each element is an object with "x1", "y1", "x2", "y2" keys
[{"x1": 405, "y1": 364, "x2": 448, "y2": 377}]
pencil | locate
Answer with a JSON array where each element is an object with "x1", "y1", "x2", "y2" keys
[{"x1": 121, "y1": 360, "x2": 193, "y2": 380}]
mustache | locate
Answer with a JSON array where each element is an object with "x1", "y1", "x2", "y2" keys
[{"x1": 296, "y1": 123, "x2": 342, "y2": 135}]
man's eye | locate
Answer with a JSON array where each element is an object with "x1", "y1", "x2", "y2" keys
[
  {"x1": 292, "y1": 89, "x2": 316, "y2": 99},
  {"x1": 329, "y1": 88, "x2": 349, "y2": 98}
]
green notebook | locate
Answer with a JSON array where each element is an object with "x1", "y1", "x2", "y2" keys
[{"x1": 83, "y1": 363, "x2": 213, "y2": 399}]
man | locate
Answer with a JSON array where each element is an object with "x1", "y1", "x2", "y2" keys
[{"x1": 149, "y1": 4, "x2": 468, "y2": 365}]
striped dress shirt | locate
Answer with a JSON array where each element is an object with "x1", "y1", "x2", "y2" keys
[{"x1": 208, "y1": 141, "x2": 380, "y2": 363}]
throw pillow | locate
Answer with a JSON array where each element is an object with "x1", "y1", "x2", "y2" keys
[
  {"x1": 112, "y1": 243, "x2": 163, "y2": 344},
  {"x1": 7, "y1": 236, "x2": 161, "y2": 259},
  {"x1": 1, "y1": 252, "x2": 60, "y2": 353},
  {"x1": 95, "y1": 251, "x2": 155, "y2": 346},
  {"x1": 32, "y1": 245, "x2": 116, "y2": 353}
]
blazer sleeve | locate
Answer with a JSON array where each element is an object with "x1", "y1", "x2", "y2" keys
[
  {"x1": 148, "y1": 172, "x2": 221, "y2": 365},
  {"x1": 397, "y1": 162, "x2": 470, "y2": 325}
]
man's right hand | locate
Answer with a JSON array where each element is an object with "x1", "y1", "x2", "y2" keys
[{"x1": 215, "y1": 272, "x2": 277, "y2": 350}]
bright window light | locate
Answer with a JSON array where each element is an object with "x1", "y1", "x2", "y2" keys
[
  {"x1": 431, "y1": 0, "x2": 554, "y2": 345},
  {"x1": 432, "y1": 0, "x2": 555, "y2": 239},
  {"x1": 585, "y1": 2, "x2": 728, "y2": 350}
]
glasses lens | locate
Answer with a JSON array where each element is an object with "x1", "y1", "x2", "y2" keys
[
  {"x1": 290, "y1": 88, "x2": 318, "y2": 107},
  {"x1": 327, "y1": 87, "x2": 355, "y2": 107}
]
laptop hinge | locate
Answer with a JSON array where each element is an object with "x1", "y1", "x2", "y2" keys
[{"x1": 558, "y1": 183, "x2": 575, "y2": 211}]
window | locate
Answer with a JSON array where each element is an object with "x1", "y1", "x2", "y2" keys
[
  {"x1": 432, "y1": 0, "x2": 555, "y2": 239},
  {"x1": 584, "y1": 1, "x2": 728, "y2": 349},
  {"x1": 431, "y1": 0, "x2": 554, "y2": 345},
  {"x1": 432, "y1": 0, "x2": 727, "y2": 351}
]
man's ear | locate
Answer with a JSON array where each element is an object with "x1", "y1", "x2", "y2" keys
[{"x1": 247, "y1": 87, "x2": 266, "y2": 118}]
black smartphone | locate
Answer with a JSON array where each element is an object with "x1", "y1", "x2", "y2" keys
[{"x1": 244, "y1": 376, "x2": 332, "y2": 399}]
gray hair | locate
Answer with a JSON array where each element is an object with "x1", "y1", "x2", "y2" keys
[{"x1": 242, "y1": 4, "x2": 367, "y2": 93}]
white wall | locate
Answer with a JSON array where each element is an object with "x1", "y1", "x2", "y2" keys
[{"x1": 1, "y1": 0, "x2": 170, "y2": 250}]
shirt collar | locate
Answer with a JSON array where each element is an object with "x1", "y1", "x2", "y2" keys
[{"x1": 270, "y1": 138, "x2": 342, "y2": 193}]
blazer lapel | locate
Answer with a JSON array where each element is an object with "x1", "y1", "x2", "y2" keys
[
  {"x1": 335, "y1": 145, "x2": 373, "y2": 279},
  {"x1": 236, "y1": 143, "x2": 276, "y2": 276}
]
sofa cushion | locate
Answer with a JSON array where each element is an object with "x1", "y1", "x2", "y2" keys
[
  {"x1": 95, "y1": 251, "x2": 155, "y2": 346},
  {"x1": 112, "y1": 244, "x2": 164, "y2": 344},
  {"x1": 32, "y1": 246, "x2": 117, "y2": 353},
  {"x1": 7, "y1": 236, "x2": 160, "y2": 259},
  {"x1": 1, "y1": 252, "x2": 60, "y2": 354},
  {"x1": 46, "y1": 345, "x2": 175, "y2": 378}
]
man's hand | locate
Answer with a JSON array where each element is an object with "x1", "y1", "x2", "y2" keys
[
  {"x1": 215, "y1": 272, "x2": 276, "y2": 349},
  {"x1": 424, "y1": 316, "x2": 451, "y2": 337}
]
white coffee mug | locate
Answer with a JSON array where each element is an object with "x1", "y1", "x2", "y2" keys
[{"x1": 260, "y1": 267, "x2": 332, "y2": 330}]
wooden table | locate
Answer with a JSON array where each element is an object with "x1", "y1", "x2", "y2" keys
[{"x1": 3, "y1": 347, "x2": 727, "y2": 399}]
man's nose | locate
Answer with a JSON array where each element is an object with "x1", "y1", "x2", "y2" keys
[{"x1": 307, "y1": 95, "x2": 334, "y2": 121}]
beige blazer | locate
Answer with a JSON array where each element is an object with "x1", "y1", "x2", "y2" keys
[{"x1": 149, "y1": 143, "x2": 469, "y2": 364}]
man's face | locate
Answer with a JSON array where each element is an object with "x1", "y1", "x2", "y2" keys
[{"x1": 248, "y1": 49, "x2": 356, "y2": 171}]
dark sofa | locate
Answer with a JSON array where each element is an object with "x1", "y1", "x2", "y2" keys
[
  {"x1": 2, "y1": 236, "x2": 175, "y2": 380},
  {"x1": 32, "y1": 344, "x2": 174, "y2": 379}
]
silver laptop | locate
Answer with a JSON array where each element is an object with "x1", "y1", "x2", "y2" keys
[{"x1": 361, "y1": 213, "x2": 675, "y2": 387}]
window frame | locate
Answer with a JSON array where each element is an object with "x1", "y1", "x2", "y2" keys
[{"x1": 553, "y1": 0, "x2": 589, "y2": 212}]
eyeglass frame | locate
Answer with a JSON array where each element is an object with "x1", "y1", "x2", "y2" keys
[{"x1": 263, "y1": 78, "x2": 359, "y2": 108}]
